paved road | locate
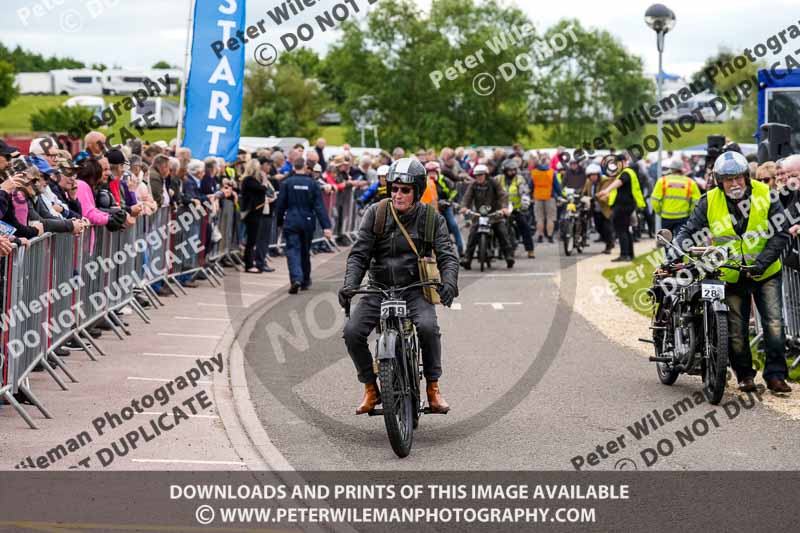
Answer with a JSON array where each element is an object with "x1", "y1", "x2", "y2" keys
[{"x1": 243, "y1": 242, "x2": 800, "y2": 470}]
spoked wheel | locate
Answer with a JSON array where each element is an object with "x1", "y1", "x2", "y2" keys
[
  {"x1": 703, "y1": 309, "x2": 729, "y2": 405},
  {"x1": 562, "y1": 220, "x2": 575, "y2": 256},
  {"x1": 574, "y1": 222, "x2": 584, "y2": 254},
  {"x1": 379, "y1": 358, "x2": 414, "y2": 458},
  {"x1": 653, "y1": 300, "x2": 680, "y2": 385},
  {"x1": 479, "y1": 234, "x2": 489, "y2": 272}
]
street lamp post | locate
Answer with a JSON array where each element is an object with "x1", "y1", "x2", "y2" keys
[
  {"x1": 350, "y1": 97, "x2": 379, "y2": 148},
  {"x1": 645, "y1": 4, "x2": 676, "y2": 194}
]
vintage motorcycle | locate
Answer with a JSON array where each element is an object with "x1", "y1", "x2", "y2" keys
[
  {"x1": 642, "y1": 229, "x2": 752, "y2": 404},
  {"x1": 559, "y1": 188, "x2": 590, "y2": 256},
  {"x1": 464, "y1": 206, "x2": 505, "y2": 272}
]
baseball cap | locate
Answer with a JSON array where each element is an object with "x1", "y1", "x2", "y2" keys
[
  {"x1": 0, "y1": 139, "x2": 20, "y2": 157},
  {"x1": 106, "y1": 149, "x2": 127, "y2": 165},
  {"x1": 29, "y1": 137, "x2": 56, "y2": 156}
]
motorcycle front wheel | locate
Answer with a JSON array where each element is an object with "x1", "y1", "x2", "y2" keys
[
  {"x1": 479, "y1": 233, "x2": 489, "y2": 272},
  {"x1": 562, "y1": 219, "x2": 575, "y2": 256},
  {"x1": 379, "y1": 357, "x2": 414, "y2": 458},
  {"x1": 703, "y1": 309, "x2": 729, "y2": 405}
]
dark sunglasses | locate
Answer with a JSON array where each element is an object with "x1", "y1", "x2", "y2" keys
[{"x1": 391, "y1": 185, "x2": 414, "y2": 195}]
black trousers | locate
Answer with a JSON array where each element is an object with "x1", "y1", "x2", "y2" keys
[
  {"x1": 594, "y1": 211, "x2": 613, "y2": 246},
  {"x1": 343, "y1": 290, "x2": 442, "y2": 384},
  {"x1": 465, "y1": 221, "x2": 512, "y2": 260},
  {"x1": 254, "y1": 215, "x2": 274, "y2": 269},
  {"x1": 243, "y1": 213, "x2": 261, "y2": 269},
  {"x1": 660, "y1": 217, "x2": 688, "y2": 235},
  {"x1": 612, "y1": 206, "x2": 634, "y2": 258},
  {"x1": 510, "y1": 209, "x2": 534, "y2": 251}
]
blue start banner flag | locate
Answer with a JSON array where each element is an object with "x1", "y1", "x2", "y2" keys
[{"x1": 183, "y1": 0, "x2": 245, "y2": 163}]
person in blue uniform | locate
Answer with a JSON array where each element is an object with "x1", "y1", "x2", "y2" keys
[{"x1": 274, "y1": 157, "x2": 333, "y2": 294}]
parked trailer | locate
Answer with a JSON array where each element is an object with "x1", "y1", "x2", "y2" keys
[
  {"x1": 14, "y1": 72, "x2": 54, "y2": 95},
  {"x1": 51, "y1": 69, "x2": 104, "y2": 95}
]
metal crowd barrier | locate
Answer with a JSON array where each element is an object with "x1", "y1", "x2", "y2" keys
[
  {"x1": 1, "y1": 204, "x2": 230, "y2": 429},
  {"x1": 751, "y1": 238, "x2": 800, "y2": 370},
  {"x1": 210, "y1": 198, "x2": 244, "y2": 270}
]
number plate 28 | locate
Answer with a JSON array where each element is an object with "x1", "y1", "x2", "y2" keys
[{"x1": 701, "y1": 282, "x2": 725, "y2": 300}]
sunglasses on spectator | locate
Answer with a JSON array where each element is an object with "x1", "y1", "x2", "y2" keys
[{"x1": 391, "y1": 185, "x2": 414, "y2": 195}]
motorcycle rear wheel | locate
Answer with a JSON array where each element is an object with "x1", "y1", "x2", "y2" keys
[{"x1": 654, "y1": 302, "x2": 680, "y2": 385}]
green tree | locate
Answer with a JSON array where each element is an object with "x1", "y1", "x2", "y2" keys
[
  {"x1": 0, "y1": 42, "x2": 84, "y2": 72},
  {"x1": 242, "y1": 61, "x2": 328, "y2": 139},
  {"x1": 690, "y1": 49, "x2": 735, "y2": 93},
  {"x1": 322, "y1": 0, "x2": 536, "y2": 147},
  {"x1": 30, "y1": 105, "x2": 94, "y2": 133},
  {"x1": 152, "y1": 61, "x2": 173, "y2": 69},
  {"x1": 530, "y1": 19, "x2": 653, "y2": 148},
  {"x1": 0, "y1": 61, "x2": 18, "y2": 108},
  {"x1": 91, "y1": 63, "x2": 108, "y2": 71},
  {"x1": 280, "y1": 48, "x2": 322, "y2": 79}
]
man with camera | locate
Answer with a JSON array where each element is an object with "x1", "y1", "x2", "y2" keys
[{"x1": 674, "y1": 151, "x2": 792, "y2": 394}]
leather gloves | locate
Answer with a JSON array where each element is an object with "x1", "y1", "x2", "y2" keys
[
  {"x1": 439, "y1": 283, "x2": 457, "y2": 307},
  {"x1": 338, "y1": 286, "x2": 354, "y2": 309}
]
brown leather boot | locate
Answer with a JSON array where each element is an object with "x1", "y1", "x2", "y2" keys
[
  {"x1": 426, "y1": 381, "x2": 450, "y2": 414},
  {"x1": 355, "y1": 382, "x2": 381, "y2": 415}
]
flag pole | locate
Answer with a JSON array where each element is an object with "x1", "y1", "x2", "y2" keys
[{"x1": 176, "y1": 0, "x2": 195, "y2": 149}]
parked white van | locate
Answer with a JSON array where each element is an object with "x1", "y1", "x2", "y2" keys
[
  {"x1": 51, "y1": 69, "x2": 103, "y2": 95},
  {"x1": 102, "y1": 69, "x2": 151, "y2": 95}
]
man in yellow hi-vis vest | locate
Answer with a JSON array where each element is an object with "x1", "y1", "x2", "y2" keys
[
  {"x1": 674, "y1": 150, "x2": 792, "y2": 394},
  {"x1": 651, "y1": 158, "x2": 701, "y2": 234},
  {"x1": 597, "y1": 153, "x2": 646, "y2": 262}
]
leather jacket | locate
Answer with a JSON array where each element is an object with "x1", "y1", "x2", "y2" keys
[
  {"x1": 344, "y1": 201, "x2": 459, "y2": 294},
  {"x1": 461, "y1": 176, "x2": 508, "y2": 212}
]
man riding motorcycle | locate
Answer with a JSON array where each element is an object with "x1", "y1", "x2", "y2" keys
[
  {"x1": 673, "y1": 151, "x2": 792, "y2": 394},
  {"x1": 339, "y1": 158, "x2": 460, "y2": 415},
  {"x1": 459, "y1": 164, "x2": 515, "y2": 269},
  {"x1": 498, "y1": 159, "x2": 535, "y2": 259}
]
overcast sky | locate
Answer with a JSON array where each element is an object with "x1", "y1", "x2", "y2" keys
[{"x1": 2, "y1": 0, "x2": 796, "y2": 78}]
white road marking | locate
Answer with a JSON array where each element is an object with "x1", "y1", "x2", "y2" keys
[
  {"x1": 136, "y1": 411, "x2": 218, "y2": 419},
  {"x1": 127, "y1": 377, "x2": 212, "y2": 384},
  {"x1": 448, "y1": 303, "x2": 462, "y2": 310},
  {"x1": 173, "y1": 316, "x2": 230, "y2": 322},
  {"x1": 131, "y1": 459, "x2": 245, "y2": 466},
  {"x1": 141, "y1": 352, "x2": 211, "y2": 359},
  {"x1": 241, "y1": 281, "x2": 287, "y2": 288},
  {"x1": 461, "y1": 272, "x2": 557, "y2": 278},
  {"x1": 157, "y1": 333, "x2": 221, "y2": 339},
  {"x1": 475, "y1": 302, "x2": 523, "y2": 310}
]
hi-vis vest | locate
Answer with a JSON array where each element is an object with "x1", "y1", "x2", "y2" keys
[
  {"x1": 500, "y1": 175, "x2": 523, "y2": 209},
  {"x1": 609, "y1": 167, "x2": 646, "y2": 209},
  {"x1": 651, "y1": 175, "x2": 701, "y2": 219},
  {"x1": 531, "y1": 168, "x2": 554, "y2": 201},
  {"x1": 706, "y1": 179, "x2": 781, "y2": 283}
]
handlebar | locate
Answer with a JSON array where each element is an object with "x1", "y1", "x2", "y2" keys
[{"x1": 343, "y1": 280, "x2": 443, "y2": 318}]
